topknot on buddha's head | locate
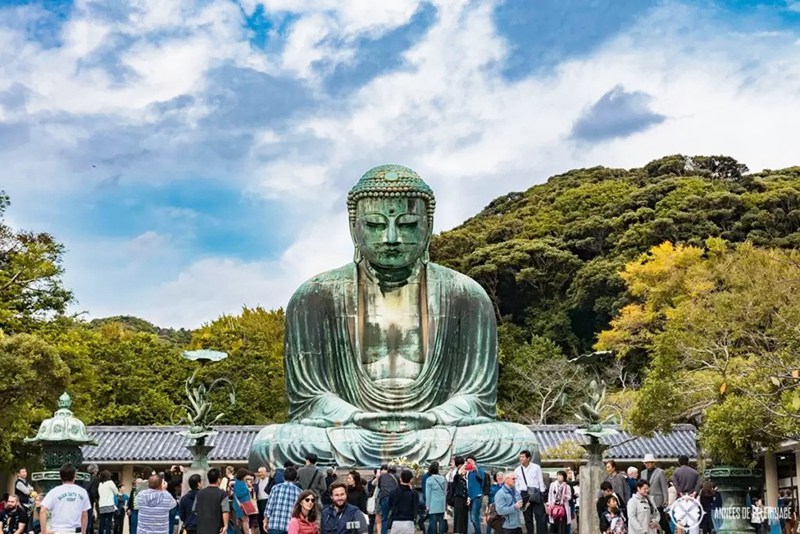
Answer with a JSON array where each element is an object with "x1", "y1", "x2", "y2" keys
[{"x1": 347, "y1": 165, "x2": 436, "y2": 225}]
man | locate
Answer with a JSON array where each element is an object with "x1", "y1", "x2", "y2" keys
[
  {"x1": 322, "y1": 481, "x2": 368, "y2": 534},
  {"x1": 378, "y1": 465, "x2": 400, "y2": 534},
  {"x1": 627, "y1": 467, "x2": 639, "y2": 498},
  {"x1": 13, "y1": 470, "x2": 31, "y2": 512},
  {"x1": 179, "y1": 474, "x2": 202, "y2": 534},
  {"x1": 387, "y1": 470, "x2": 418, "y2": 534},
  {"x1": 255, "y1": 467, "x2": 275, "y2": 534},
  {"x1": 672, "y1": 456, "x2": 700, "y2": 497},
  {"x1": 86, "y1": 464, "x2": 101, "y2": 534},
  {"x1": 136, "y1": 475, "x2": 177, "y2": 534},
  {"x1": 264, "y1": 466, "x2": 302, "y2": 534},
  {"x1": 494, "y1": 471, "x2": 524, "y2": 534},
  {"x1": 194, "y1": 468, "x2": 230, "y2": 534},
  {"x1": 604, "y1": 461, "x2": 630, "y2": 506},
  {"x1": 274, "y1": 462, "x2": 294, "y2": 486},
  {"x1": 627, "y1": 480, "x2": 659, "y2": 534},
  {"x1": 297, "y1": 454, "x2": 327, "y2": 498},
  {"x1": 114, "y1": 484, "x2": 129, "y2": 534},
  {"x1": 40, "y1": 463, "x2": 91, "y2": 534},
  {"x1": 0, "y1": 495, "x2": 27, "y2": 534},
  {"x1": 465, "y1": 456, "x2": 486, "y2": 534},
  {"x1": 640, "y1": 454, "x2": 670, "y2": 534},
  {"x1": 129, "y1": 478, "x2": 144, "y2": 534},
  {"x1": 514, "y1": 450, "x2": 546, "y2": 534},
  {"x1": 322, "y1": 468, "x2": 338, "y2": 507}
]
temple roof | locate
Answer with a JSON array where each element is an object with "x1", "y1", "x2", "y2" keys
[{"x1": 81, "y1": 424, "x2": 697, "y2": 465}]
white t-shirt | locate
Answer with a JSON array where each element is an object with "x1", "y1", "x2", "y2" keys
[{"x1": 41, "y1": 483, "x2": 91, "y2": 532}]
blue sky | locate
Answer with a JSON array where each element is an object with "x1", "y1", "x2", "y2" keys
[{"x1": 1, "y1": 0, "x2": 799, "y2": 327}]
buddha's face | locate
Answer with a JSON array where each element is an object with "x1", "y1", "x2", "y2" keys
[{"x1": 353, "y1": 197, "x2": 430, "y2": 270}]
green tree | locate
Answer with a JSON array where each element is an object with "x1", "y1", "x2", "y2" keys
[
  {"x1": 189, "y1": 307, "x2": 287, "y2": 424},
  {"x1": 0, "y1": 333, "x2": 70, "y2": 468},
  {"x1": 597, "y1": 240, "x2": 800, "y2": 465},
  {"x1": 0, "y1": 192, "x2": 74, "y2": 334},
  {"x1": 46, "y1": 320, "x2": 190, "y2": 425}
]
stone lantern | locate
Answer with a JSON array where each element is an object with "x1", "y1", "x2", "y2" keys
[{"x1": 25, "y1": 392, "x2": 97, "y2": 493}]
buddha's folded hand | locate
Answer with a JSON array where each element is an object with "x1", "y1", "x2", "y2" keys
[{"x1": 352, "y1": 411, "x2": 437, "y2": 432}]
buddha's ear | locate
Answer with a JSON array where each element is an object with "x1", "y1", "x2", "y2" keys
[{"x1": 350, "y1": 221, "x2": 363, "y2": 264}]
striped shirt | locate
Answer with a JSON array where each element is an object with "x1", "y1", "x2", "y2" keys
[
  {"x1": 265, "y1": 482, "x2": 302, "y2": 532},
  {"x1": 136, "y1": 489, "x2": 176, "y2": 534}
]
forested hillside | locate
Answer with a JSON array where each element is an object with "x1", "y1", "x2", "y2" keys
[{"x1": 431, "y1": 154, "x2": 800, "y2": 356}]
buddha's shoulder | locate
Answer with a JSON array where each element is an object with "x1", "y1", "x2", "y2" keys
[
  {"x1": 426, "y1": 262, "x2": 491, "y2": 300},
  {"x1": 289, "y1": 264, "x2": 355, "y2": 299}
]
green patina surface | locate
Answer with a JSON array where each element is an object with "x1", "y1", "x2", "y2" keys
[{"x1": 249, "y1": 165, "x2": 537, "y2": 468}]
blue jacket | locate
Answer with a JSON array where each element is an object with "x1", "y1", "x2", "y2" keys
[
  {"x1": 232, "y1": 480, "x2": 251, "y2": 519},
  {"x1": 488, "y1": 484, "x2": 503, "y2": 504},
  {"x1": 424, "y1": 475, "x2": 447, "y2": 515},
  {"x1": 467, "y1": 468, "x2": 486, "y2": 500},
  {"x1": 178, "y1": 489, "x2": 198, "y2": 530},
  {"x1": 322, "y1": 503, "x2": 367, "y2": 534},
  {"x1": 494, "y1": 485, "x2": 522, "y2": 530}
]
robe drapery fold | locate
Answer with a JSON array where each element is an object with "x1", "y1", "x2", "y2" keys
[
  {"x1": 284, "y1": 262, "x2": 497, "y2": 423},
  {"x1": 249, "y1": 262, "x2": 539, "y2": 468}
]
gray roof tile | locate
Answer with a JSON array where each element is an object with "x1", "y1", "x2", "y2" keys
[
  {"x1": 81, "y1": 424, "x2": 696, "y2": 464},
  {"x1": 528, "y1": 424, "x2": 697, "y2": 460}
]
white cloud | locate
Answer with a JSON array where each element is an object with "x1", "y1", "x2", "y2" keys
[{"x1": 3, "y1": 0, "x2": 800, "y2": 328}]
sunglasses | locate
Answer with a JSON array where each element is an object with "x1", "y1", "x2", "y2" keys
[{"x1": 303, "y1": 497, "x2": 316, "y2": 503}]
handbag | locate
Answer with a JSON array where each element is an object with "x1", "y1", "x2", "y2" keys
[
  {"x1": 518, "y1": 467, "x2": 543, "y2": 505},
  {"x1": 367, "y1": 487, "x2": 379, "y2": 515},
  {"x1": 234, "y1": 492, "x2": 258, "y2": 516},
  {"x1": 485, "y1": 503, "x2": 505, "y2": 533},
  {"x1": 546, "y1": 503, "x2": 566, "y2": 520}
]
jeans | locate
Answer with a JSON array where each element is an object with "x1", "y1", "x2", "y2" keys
[
  {"x1": 470, "y1": 498, "x2": 483, "y2": 534},
  {"x1": 99, "y1": 512, "x2": 114, "y2": 534},
  {"x1": 130, "y1": 510, "x2": 138, "y2": 534},
  {"x1": 169, "y1": 506, "x2": 178, "y2": 534},
  {"x1": 88, "y1": 510, "x2": 95, "y2": 534},
  {"x1": 268, "y1": 529, "x2": 288, "y2": 534},
  {"x1": 369, "y1": 514, "x2": 376, "y2": 534},
  {"x1": 114, "y1": 513, "x2": 125, "y2": 534},
  {"x1": 429, "y1": 513, "x2": 446, "y2": 534},
  {"x1": 380, "y1": 496, "x2": 391, "y2": 534}
]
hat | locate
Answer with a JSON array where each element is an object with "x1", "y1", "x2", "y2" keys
[{"x1": 643, "y1": 453, "x2": 656, "y2": 462}]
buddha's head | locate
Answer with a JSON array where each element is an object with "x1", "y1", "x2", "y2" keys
[{"x1": 348, "y1": 165, "x2": 435, "y2": 273}]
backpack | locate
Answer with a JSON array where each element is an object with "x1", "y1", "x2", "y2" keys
[{"x1": 478, "y1": 470, "x2": 491, "y2": 496}]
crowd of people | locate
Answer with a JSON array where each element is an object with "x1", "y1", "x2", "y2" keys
[{"x1": 2, "y1": 451, "x2": 797, "y2": 534}]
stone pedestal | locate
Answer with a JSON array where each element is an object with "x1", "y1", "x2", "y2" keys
[
  {"x1": 181, "y1": 439, "x2": 215, "y2": 494},
  {"x1": 579, "y1": 457, "x2": 605, "y2": 534},
  {"x1": 704, "y1": 466, "x2": 762, "y2": 534}
]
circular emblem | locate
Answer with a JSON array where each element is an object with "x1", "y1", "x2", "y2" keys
[
  {"x1": 384, "y1": 171, "x2": 399, "y2": 181},
  {"x1": 670, "y1": 495, "x2": 705, "y2": 529}
]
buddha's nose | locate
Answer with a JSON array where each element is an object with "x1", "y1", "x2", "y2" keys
[{"x1": 385, "y1": 221, "x2": 399, "y2": 244}]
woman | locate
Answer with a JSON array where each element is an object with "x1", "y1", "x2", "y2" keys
[
  {"x1": 602, "y1": 497, "x2": 626, "y2": 534},
  {"x1": 546, "y1": 470, "x2": 572, "y2": 534},
  {"x1": 447, "y1": 457, "x2": 469, "y2": 534},
  {"x1": 366, "y1": 469, "x2": 379, "y2": 534},
  {"x1": 289, "y1": 490, "x2": 320, "y2": 534},
  {"x1": 246, "y1": 474, "x2": 261, "y2": 532},
  {"x1": 425, "y1": 462, "x2": 447, "y2": 534},
  {"x1": 233, "y1": 468, "x2": 255, "y2": 534},
  {"x1": 486, "y1": 472, "x2": 505, "y2": 534},
  {"x1": 97, "y1": 470, "x2": 118, "y2": 534},
  {"x1": 752, "y1": 498, "x2": 768, "y2": 534},
  {"x1": 347, "y1": 471, "x2": 368, "y2": 514},
  {"x1": 698, "y1": 482, "x2": 716, "y2": 534}
]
